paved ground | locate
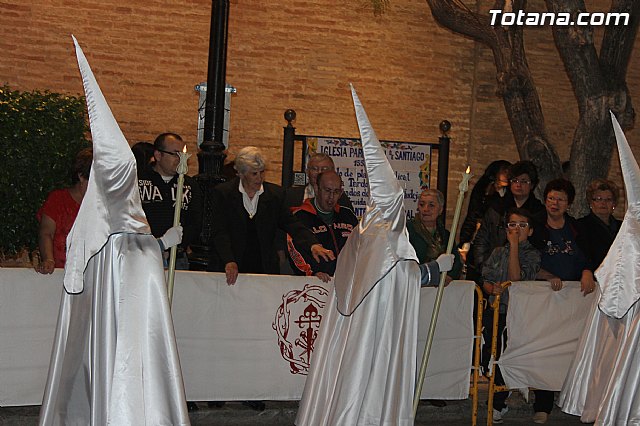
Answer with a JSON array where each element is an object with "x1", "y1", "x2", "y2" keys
[{"x1": 0, "y1": 391, "x2": 589, "y2": 425}]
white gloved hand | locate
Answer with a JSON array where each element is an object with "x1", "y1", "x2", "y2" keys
[
  {"x1": 435, "y1": 253, "x2": 454, "y2": 273},
  {"x1": 159, "y1": 225, "x2": 183, "y2": 250}
]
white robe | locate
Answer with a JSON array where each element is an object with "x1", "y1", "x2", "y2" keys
[
  {"x1": 296, "y1": 86, "x2": 427, "y2": 425},
  {"x1": 559, "y1": 110, "x2": 640, "y2": 426},
  {"x1": 39, "y1": 233, "x2": 190, "y2": 426},
  {"x1": 295, "y1": 260, "x2": 421, "y2": 425},
  {"x1": 559, "y1": 295, "x2": 640, "y2": 425}
]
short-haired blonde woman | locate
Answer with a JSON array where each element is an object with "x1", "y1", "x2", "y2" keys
[
  {"x1": 577, "y1": 179, "x2": 622, "y2": 269},
  {"x1": 210, "y1": 146, "x2": 334, "y2": 285}
]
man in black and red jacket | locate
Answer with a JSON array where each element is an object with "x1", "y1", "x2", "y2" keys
[{"x1": 288, "y1": 170, "x2": 358, "y2": 282}]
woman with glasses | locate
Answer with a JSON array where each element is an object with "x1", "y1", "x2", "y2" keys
[
  {"x1": 577, "y1": 179, "x2": 622, "y2": 269},
  {"x1": 530, "y1": 178, "x2": 596, "y2": 424}
]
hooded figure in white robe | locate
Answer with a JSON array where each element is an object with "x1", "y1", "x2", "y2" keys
[
  {"x1": 558, "y1": 112, "x2": 640, "y2": 425},
  {"x1": 295, "y1": 86, "x2": 450, "y2": 426},
  {"x1": 38, "y1": 37, "x2": 190, "y2": 425}
]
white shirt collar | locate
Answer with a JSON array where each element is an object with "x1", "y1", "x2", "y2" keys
[{"x1": 238, "y1": 180, "x2": 264, "y2": 219}]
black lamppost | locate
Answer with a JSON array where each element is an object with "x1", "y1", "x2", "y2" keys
[
  {"x1": 437, "y1": 120, "x2": 451, "y2": 225},
  {"x1": 281, "y1": 109, "x2": 297, "y2": 188},
  {"x1": 192, "y1": 0, "x2": 230, "y2": 270}
]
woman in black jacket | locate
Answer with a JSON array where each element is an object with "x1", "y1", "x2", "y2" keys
[{"x1": 577, "y1": 179, "x2": 622, "y2": 269}]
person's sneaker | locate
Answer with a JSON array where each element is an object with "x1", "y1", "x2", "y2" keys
[
  {"x1": 533, "y1": 411, "x2": 549, "y2": 424},
  {"x1": 493, "y1": 406, "x2": 508, "y2": 423}
]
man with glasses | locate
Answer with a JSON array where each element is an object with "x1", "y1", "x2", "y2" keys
[
  {"x1": 284, "y1": 152, "x2": 353, "y2": 209},
  {"x1": 287, "y1": 170, "x2": 358, "y2": 281},
  {"x1": 280, "y1": 153, "x2": 353, "y2": 273},
  {"x1": 472, "y1": 160, "x2": 545, "y2": 282},
  {"x1": 138, "y1": 132, "x2": 203, "y2": 271}
]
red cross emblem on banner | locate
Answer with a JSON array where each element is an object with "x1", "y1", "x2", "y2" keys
[{"x1": 272, "y1": 284, "x2": 328, "y2": 375}]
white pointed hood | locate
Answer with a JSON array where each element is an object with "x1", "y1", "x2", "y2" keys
[
  {"x1": 63, "y1": 36, "x2": 150, "y2": 294},
  {"x1": 333, "y1": 86, "x2": 418, "y2": 315},
  {"x1": 596, "y1": 112, "x2": 640, "y2": 318}
]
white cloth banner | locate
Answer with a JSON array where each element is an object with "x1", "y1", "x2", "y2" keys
[
  {"x1": 496, "y1": 281, "x2": 595, "y2": 391},
  {"x1": 0, "y1": 268, "x2": 474, "y2": 406}
]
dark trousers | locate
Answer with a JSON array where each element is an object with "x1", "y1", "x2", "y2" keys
[
  {"x1": 533, "y1": 390, "x2": 554, "y2": 413},
  {"x1": 482, "y1": 308, "x2": 509, "y2": 411}
]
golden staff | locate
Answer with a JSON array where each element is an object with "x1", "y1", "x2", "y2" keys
[
  {"x1": 413, "y1": 166, "x2": 472, "y2": 414},
  {"x1": 167, "y1": 145, "x2": 191, "y2": 307}
]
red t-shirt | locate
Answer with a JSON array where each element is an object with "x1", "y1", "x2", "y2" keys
[{"x1": 36, "y1": 189, "x2": 80, "y2": 268}]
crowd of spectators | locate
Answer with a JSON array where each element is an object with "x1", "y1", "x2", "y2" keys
[
  {"x1": 36, "y1": 136, "x2": 623, "y2": 421},
  {"x1": 461, "y1": 159, "x2": 622, "y2": 424}
]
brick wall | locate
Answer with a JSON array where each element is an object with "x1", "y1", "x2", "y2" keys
[{"x1": 1, "y1": 0, "x2": 638, "y2": 224}]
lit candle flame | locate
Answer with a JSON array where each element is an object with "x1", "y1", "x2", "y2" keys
[
  {"x1": 466, "y1": 166, "x2": 471, "y2": 174},
  {"x1": 183, "y1": 145, "x2": 187, "y2": 153}
]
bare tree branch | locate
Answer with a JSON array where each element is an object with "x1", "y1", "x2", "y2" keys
[{"x1": 425, "y1": 0, "x2": 498, "y2": 49}]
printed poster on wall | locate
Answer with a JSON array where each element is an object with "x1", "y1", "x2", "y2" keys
[{"x1": 307, "y1": 137, "x2": 432, "y2": 219}]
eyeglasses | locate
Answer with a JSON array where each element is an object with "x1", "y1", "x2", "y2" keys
[
  {"x1": 320, "y1": 188, "x2": 343, "y2": 196},
  {"x1": 546, "y1": 196, "x2": 568, "y2": 203},
  {"x1": 308, "y1": 166, "x2": 332, "y2": 173},
  {"x1": 592, "y1": 197, "x2": 614, "y2": 203},
  {"x1": 507, "y1": 222, "x2": 529, "y2": 229},
  {"x1": 157, "y1": 148, "x2": 180, "y2": 157},
  {"x1": 510, "y1": 178, "x2": 531, "y2": 185}
]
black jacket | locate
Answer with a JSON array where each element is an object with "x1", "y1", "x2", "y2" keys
[
  {"x1": 209, "y1": 178, "x2": 319, "y2": 274},
  {"x1": 137, "y1": 167, "x2": 203, "y2": 249},
  {"x1": 577, "y1": 212, "x2": 622, "y2": 270}
]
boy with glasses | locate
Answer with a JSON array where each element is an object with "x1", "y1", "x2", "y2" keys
[
  {"x1": 481, "y1": 207, "x2": 541, "y2": 423},
  {"x1": 472, "y1": 161, "x2": 545, "y2": 285}
]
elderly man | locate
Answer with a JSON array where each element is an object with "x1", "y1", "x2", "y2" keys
[
  {"x1": 284, "y1": 152, "x2": 353, "y2": 209},
  {"x1": 279, "y1": 153, "x2": 354, "y2": 273},
  {"x1": 288, "y1": 170, "x2": 358, "y2": 282}
]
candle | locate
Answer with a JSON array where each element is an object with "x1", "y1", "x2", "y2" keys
[
  {"x1": 167, "y1": 145, "x2": 191, "y2": 306},
  {"x1": 414, "y1": 166, "x2": 473, "y2": 413}
]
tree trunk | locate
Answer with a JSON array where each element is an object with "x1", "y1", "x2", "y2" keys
[
  {"x1": 545, "y1": 0, "x2": 638, "y2": 216},
  {"x1": 426, "y1": 0, "x2": 561, "y2": 200}
]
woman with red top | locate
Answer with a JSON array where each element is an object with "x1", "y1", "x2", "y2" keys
[{"x1": 35, "y1": 147, "x2": 92, "y2": 273}]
